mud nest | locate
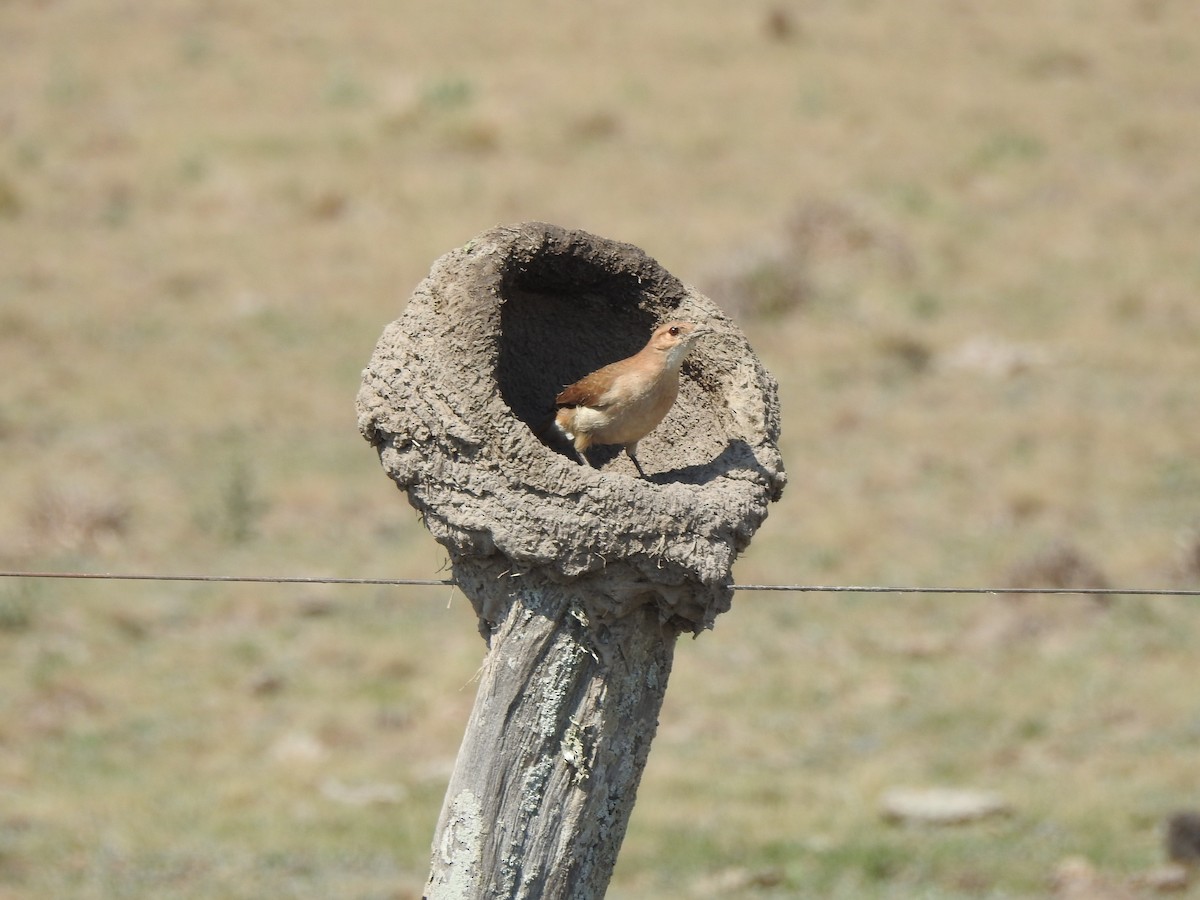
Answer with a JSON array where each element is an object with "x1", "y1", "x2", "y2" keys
[{"x1": 357, "y1": 222, "x2": 785, "y2": 632}]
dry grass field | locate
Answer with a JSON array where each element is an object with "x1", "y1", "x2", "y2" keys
[{"x1": 2, "y1": 1, "x2": 1199, "y2": 897}]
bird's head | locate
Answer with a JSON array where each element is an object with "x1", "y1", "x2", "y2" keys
[{"x1": 649, "y1": 320, "x2": 712, "y2": 367}]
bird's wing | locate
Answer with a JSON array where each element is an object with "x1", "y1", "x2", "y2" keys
[{"x1": 555, "y1": 364, "x2": 622, "y2": 409}]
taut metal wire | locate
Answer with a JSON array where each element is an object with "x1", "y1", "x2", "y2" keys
[{"x1": 1, "y1": 571, "x2": 1197, "y2": 596}]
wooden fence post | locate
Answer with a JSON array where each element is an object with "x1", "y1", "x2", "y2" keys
[{"x1": 357, "y1": 222, "x2": 785, "y2": 899}]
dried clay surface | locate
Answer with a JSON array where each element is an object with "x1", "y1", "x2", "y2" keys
[{"x1": 357, "y1": 222, "x2": 785, "y2": 632}]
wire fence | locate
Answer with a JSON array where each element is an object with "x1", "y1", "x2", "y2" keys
[{"x1": 2, "y1": 570, "x2": 1198, "y2": 596}]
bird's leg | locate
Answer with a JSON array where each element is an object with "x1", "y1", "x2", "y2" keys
[
  {"x1": 625, "y1": 443, "x2": 648, "y2": 479},
  {"x1": 572, "y1": 437, "x2": 596, "y2": 468}
]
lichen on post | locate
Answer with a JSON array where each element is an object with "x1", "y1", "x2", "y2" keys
[{"x1": 357, "y1": 222, "x2": 785, "y2": 898}]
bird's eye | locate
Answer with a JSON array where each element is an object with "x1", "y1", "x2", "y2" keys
[{"x1": 668, "y1": 325, "x2": 681, "y2": 336}]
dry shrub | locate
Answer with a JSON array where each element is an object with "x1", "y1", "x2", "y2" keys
[
  {"x1": 22, "y1": 485, "x2": 131, "y2": 555},
  {"x1": 1004, "y1": 540, "x2": 1111, "y2": 593},
  {"x1": 784, "y1": 198, "x2": 915, "y2": 279},
  {"x1": 702, "y1": 241, "x2": 811, "y2": 322},
  {"x1": 966, "y1": 540, "x2": 1112, "y2": 651},
  {"x1": 702, "y1": 197, "x2": 916, "y2": 321},
  {"x1": 1173, "y1": 529, "x2": 1200, "y2": 585},
  {"x1": 763, "y1": 6, "x2": 800, "y2": 42},
  {"x1": 1166, "y1": 811, "x2": 1200, "y2": 865}
]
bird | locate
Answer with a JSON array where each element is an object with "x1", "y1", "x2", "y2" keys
[{"x1": 552, "y1": 320, "x2": 712, "y2": 477}]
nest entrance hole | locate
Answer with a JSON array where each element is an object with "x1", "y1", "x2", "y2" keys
[{"x1": 496, "y1": 256, "x2": 662, "y2": 443}]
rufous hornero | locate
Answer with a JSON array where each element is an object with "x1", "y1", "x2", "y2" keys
[{"x1": 552, "y1": 321, "x2": 712, "y2": 478}]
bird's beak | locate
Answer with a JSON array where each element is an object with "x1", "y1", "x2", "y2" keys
[{"x1": 689, "y1": 325, "x2": 715, "y2": 340}]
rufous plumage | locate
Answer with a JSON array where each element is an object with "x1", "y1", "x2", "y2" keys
[{"x1": 552, "y1": 320, "x2": 712, "y2": 477}]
